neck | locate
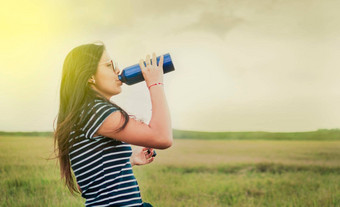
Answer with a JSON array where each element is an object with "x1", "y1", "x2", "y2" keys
[{"x1": 90, "y1": 86, "x2": 112, "y2": 101}]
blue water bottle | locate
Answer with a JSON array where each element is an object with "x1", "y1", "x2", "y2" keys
[{"x1": 118, "y1": 53, "x2": 175, "y2": 85}]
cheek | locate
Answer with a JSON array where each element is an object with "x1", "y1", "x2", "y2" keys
[
  {"x1": 97, "y1": 71, "x2": 115, "y2": 87},
  {"x1": 97, "y1": 69, "x2": 112, "y2": 80}
]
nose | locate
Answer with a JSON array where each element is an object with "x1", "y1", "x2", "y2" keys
[
  {"x1": 114, "y1": 61, "x2": 120, "y2": 75},
  {"x1": 116, "y1": 69, "x2": 120, "y2": 75}
]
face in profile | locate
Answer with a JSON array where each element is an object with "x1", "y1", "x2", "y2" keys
[{"x1": 89, "y1": 50, "x2": 122, "y2": 99}]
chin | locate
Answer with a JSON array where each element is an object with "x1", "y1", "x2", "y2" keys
[{"x1": 112, "y1": 88, "x2": 122, "y2": 96}]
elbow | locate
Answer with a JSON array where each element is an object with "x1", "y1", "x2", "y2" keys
[
  {"x1": 163, "y1": 137, "x2": 173, "y2": 149},
  {"x1": 157, "y1": 136, "x2": 173, "y2": 149},
  {"x1": 151, "y1": 129, "x2": 173, "y2": 149}
]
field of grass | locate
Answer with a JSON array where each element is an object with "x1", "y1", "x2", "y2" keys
[
  {"x1": 0, "y1": 136, "x2": 339, "y2": 206},
  {"x1": 172, "y1": 129, "x2": 340, "y2": 141}
]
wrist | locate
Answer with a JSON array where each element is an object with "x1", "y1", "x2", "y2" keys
[
  {"x1": 148, "y1": 82, "x2": 163, "y2": 90},
  {"x1": 130, "y1": 157, "x2": 135, "y2": 166}
]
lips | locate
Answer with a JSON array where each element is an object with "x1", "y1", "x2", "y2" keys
[{"x1": 116, "y1": 80, "x2": 122, "y2": 86}]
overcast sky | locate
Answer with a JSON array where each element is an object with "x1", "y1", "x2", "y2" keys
[{"x1": 1, "y1": 0, "x2": 339, "y2": 132}]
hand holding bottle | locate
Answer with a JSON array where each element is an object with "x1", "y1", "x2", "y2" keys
[
  {"x1": 139, "y1": 53, "x2": 164, "y2": 89},
  {"x1": 119, "y1": 53, "x2": 174, "y2": 85}
]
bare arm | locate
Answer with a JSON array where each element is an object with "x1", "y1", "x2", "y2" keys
[
  {"x1": 148, "y1": 81, "x2": 173, "y2": 144},
  {"x1": 96, "y1": 53, "x2": 173, "y2": 149}
]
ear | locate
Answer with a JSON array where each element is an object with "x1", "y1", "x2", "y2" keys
[{"x1": 88, "y1": 76, "x2": 95, "y2": 84}]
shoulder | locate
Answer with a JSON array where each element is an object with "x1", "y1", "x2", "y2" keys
[
  {"x1": 81, "y1": 98, "x2": 117, "y2": 116},
  {"x1": 79, "y1": 98, "x2": 120, "y2": 139}
]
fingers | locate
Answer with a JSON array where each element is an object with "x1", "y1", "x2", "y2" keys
[
  {"x1": 140, "y1": 52, "x2": 162, "y2": 72},
  {"x1": 141, "y1": 147, "x2": 155, "y2": 164},
  {"x1": 148, "y1": 148, "x2": 154, "y2": 157},
  {"x1": 142, "y1": 147, "x2": 149, "y2": 152},
  {"x1": 139, "y1": 59, "x2": 146, "y2": 70},
  {"x1": 147, "y1": 150, "x2": 154, "y2": 162},
  {"x1": 145, "y1": 54, "x2": 151, "y2": 66},
  {"x1": 159, "y1": 54, "x2": 163, "y2": 67},
  {"x1": 152, "y1": 52, "x2": 156, "y2": 66},
  {"x1": 143, "y1": 147, "x2": 153, "y2": 153},
  {"x1": 144, "y1": 148, "x2": 154, "y2": 158},
  {"x1": 148, "y1": 157, "x2": 154, "y2": 163}
]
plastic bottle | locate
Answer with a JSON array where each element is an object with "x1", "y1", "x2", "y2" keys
[{"x1": 118, "y1": 53, "x2": 175, "y2": 85}]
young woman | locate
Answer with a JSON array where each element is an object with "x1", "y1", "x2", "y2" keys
[{"x1": 54, "y1": 42, "x2": 173, "y2": 207}]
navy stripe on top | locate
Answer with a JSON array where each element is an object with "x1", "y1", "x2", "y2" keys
[{"x1": 69, "y1": 98, "x2": 143, "y2": 207}]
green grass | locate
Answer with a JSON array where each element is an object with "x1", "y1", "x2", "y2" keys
[
  {"x1": 172, "y1": 128, "x2": 340, "y2": 141},
  {"x1": 0, "y1": 136, "x2": 339, "y2": 206},
  {"x1": 1, "y1": 128, "x2": 340, "y2": 140}
]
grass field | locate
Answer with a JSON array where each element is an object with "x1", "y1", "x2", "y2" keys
[{"x1": 0, "y1": 136, "x2": 339, "y2": 206}]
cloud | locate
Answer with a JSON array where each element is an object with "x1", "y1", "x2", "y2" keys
[{"x1": 173, "y1": 11, "x2": 243, "y2": 39}]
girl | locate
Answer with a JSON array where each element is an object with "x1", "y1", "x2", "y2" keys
[{"x1": 54, "y1": 42, "x2": 173, "y2": 206}]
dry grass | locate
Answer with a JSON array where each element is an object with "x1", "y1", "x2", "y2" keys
[{"x1": 0, "y1": 136, "x2": 339, "y2": 207}]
